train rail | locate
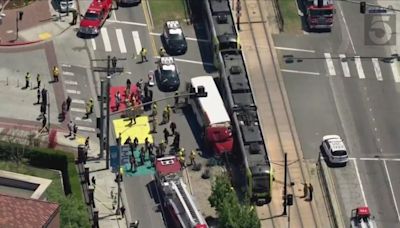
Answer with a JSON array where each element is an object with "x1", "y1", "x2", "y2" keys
[{"x1": 239, "y1": 0, "x2": 319, "y2": 227}]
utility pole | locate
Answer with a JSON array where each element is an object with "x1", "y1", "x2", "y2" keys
[
  {"x1": 116, "y1": 134, "x2": 122, "y2": 215},
  {"x1": 92, "y1": 56, "x2": 125, "y2": 169},
  {"x1": 283, "y1": 152, "x2": 288, "y2": 215},
  {"x1": 99, "y1": 80, "x2": 105, "y2": 159}
]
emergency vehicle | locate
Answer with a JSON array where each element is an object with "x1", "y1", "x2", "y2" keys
[
  {"x1": 321, "y1": 135, "x2": 349, "y2": 166},
  {"x1": 157, "y1": 57, "x2": 180, "y2": 92},
  {"x1": 155, "y1": 156, "x2": 208, "y2": 228},
  {"x1": 79, "y1": 0, "x2": 112, "y2": 35},
  {"x1": 303, "y1": 0, "x2": 335, "y2": 31},
  {"x1": 162, "y1": 21, "x2": 188, "y2": 55},
  {"x1": 189, "y1": 76, "x2": 233, "y2": 156},
  {"x1": 350, "y1": 207, "x2": 377, "y2": 228}
]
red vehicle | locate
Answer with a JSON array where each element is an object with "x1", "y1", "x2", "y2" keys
[
  {"x1": 304, "y1": 0, "x2": 334, "y2": 31},
  {"x1": 155, "y1": 156, "x2": 208, "y2": 228},
  {"x1": 79, "y1": 0, "x2": 112, "y2": 35},
  {"x1": 189, "y1": 76, "x2": 234, "y2": 156}
]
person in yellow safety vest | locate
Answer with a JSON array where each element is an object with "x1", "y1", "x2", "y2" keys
[
  {"x1": 166, "y1": 105, "x2": 172, "y2": 118},
  {"x1": 178, "y1": 155, "x2": 185, "y2": 168},
  {"x1": 190, "y1": 150, "x2": 196, "y2": 166},
  {"x1": 140, "y1": 48, "x2": 148, "y2": 62},
  {"x1": 159, "y1": 47, "x2": 166, "y2": 57},
  {"x1": 25, "y1": 72, "x2": 31, "y2": 88},
  {"x1": 152, "y1": 102, "x2": 158, "y2": 117},
  {"x1": 53, "y1": 66, "x2": 59, "y2": 82},
  {"x1": 85, "y1": 99, "x2": 93, "y2": 118},
  {"x1": 89, "y1": 98, "x2": 94, "y2": 113}
]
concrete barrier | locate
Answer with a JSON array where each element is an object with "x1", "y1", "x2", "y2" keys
[{"x1": 317, "y1": 157, "x2": 346, "y2": 228}]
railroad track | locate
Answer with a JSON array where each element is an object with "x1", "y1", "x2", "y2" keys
[{"x1": 239, "y1": 0, "x2": 319, "y2": 227}]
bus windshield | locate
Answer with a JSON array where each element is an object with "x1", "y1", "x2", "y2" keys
[{"x1": 252, "y1": 175, "x2": 270, "y2": 193}]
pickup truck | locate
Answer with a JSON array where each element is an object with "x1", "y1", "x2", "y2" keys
[{"x1": 79, "y1": 0, "x2": 112, "y2": 35}]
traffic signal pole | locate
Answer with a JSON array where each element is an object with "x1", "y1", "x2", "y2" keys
[
  {"x1": 106, "y1": 56, "x2": 111, "y2": 169},
  {"x1": 99, "y1": 80, "x2": 105, "y2": 159},
  {"x1": 283, "y1": 152, "x2": 288, "y2": 216}
]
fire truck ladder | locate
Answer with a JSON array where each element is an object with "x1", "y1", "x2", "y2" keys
[{"x1": 170, "y1": 178, "x2": 205, "y2": 227}]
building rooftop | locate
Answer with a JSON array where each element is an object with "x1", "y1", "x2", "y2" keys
[{"x1": 0, "y1": 194, "x2": 59, "y2": 228}]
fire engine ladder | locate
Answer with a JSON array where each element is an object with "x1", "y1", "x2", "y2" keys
[{"x1": 171, "y1": 178, "x2": 205, "y2": 227}]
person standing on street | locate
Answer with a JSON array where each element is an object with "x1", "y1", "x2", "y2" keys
[
  {"x1": 152, "y1": 102, "x2": 158, "y2": 117},
  {"x1": 91, "y1": 176, "x2": 96, "y2": 186},
  {"x1": 85, "y1": 99, "x2": 94, "y2": 118},
  {"x1": 130, "y1": 155, "x2": 136, "y2": 172},
  {"x1": 159, "y1": 47, "x2": 166, "y2": 57},
  {"x1": 36, "y1": 73, "x2": 41, "y2": 89},
  {"x1": 72, "y1": 123, "x2": 78, "y2": 139},
  {"x1": 302, "y1": 183, "x2": 308, "y2": 198},
  {"x1": 133, "y1": 137, "x2": 139, "y2": 149},
  {"x1": 163, "y1": 128, "x2": 170, "y2": 143},
  {"x1": 85, "y1": 136, "x2": 90, "y2": 150},
  {"x1": 140, "y1": 47, "x2": 148, "y2": 62},
  {"x1": 140, "y1": 147, "x2": 145, "y2": 165},
  {"x1": 52, "y1": 66, "x2": 59, "y2": 82},
  {"x1": 67, "y1": 121, "x2": 74, "y2": 137},
  {"x1": 25, "y1": 72, "x2": 31, "y2": 88},
  {"x1": 36, "y1": 89, "x2": 41, "y2": 104},
  {"x1": 144, "y1": 137, "x2": 150, "y2": 153},
  {"x1": 308, "y1": 183, "x2": 313, "y2": 201},
  {"x1": 115, "y1": 91, "x2": 121, "y2": 111},
  {"x1": 40, "y1": 116, "x2": 49, "y2": 132},
  {"x1": 120, "y1": 206, "x2": 126, "y2": 218},
  {"x1": 190, "y1": 150, "x2": 196, "y2": 166},
  {"x1": 70, "y1": 10, "x2": 78, "y2": 25},
  {"x1": 151, "y1": 117, "x2": 158, "y2": 133},
  {"x1": 174, "y1": 92, "x2": 179, "y2": 108},
  {"x1": 169, "y1": 122, "x2": 177, "y2": 135},
  {"x1": 66, "y1": 96, "x2": 72, "y2": 111}
]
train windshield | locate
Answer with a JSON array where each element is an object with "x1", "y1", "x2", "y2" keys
[{"x1": 252, "y1": 175, "x2": 269, "y2": 193}]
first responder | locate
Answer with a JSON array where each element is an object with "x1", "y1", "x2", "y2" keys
[
  {"x1": 190, "y1": 150, "x2": 196, "y2": 166},
  {"x1": 166, "y1": 105, "x2": 172, "y2": 119},
  {"x1": 140, "y1": 47, "x2": 148, "y2": 62},
  {"x1": 151, "y1": 117, "x2": 158, "y2": 133},
  {"x1": 178, "y1": 148, "x2": 185, "y2": 157},
  {"x1": 178, "y1": 155, "x2": 185, "y2": 169},
  {"x1": 159, "y1": 47, "x2": 166, "y2": 57},
  {"x1": 152, "y1": 102, "x2": 158, "y2": 117},
  {"x1": 85, "y1": 99, "x2": 93, "y2": 118},
  {"x1": 53, "y1": 66, "x2": 59, "y2": 82},
  {"x1": 25, "y1": 72, "x2": 31, "y2": 88}
]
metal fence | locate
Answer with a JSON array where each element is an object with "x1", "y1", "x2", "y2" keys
[{"x1": 273, "y1": 0, "x2": 284, "y2": 32}]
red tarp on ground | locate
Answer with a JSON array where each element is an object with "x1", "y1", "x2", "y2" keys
[{"x1": 109, "y1": 85, "x2": 141, "y2": 112}]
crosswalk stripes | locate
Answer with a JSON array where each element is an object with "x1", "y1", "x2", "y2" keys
[
  {"x1": 339, "y1": 54, "x2": 351, "y2": 78},
  {"x1": 116, "y1": 29, "x2": 127, "y2": 53},
  {"x1": 101, "y1": 28, "x2": 112, "y2": 52},
  {"x1": 372, "y1": 58, "x2": 383, "y2": 81},
  {"x1": 324, "y1": 53, "x2": 336, "y2": 76},
  {"x1": 354, "y1": 56, "x2": 366, "y2": 79},
  {"x1": 390, "y1": 62, "x2": 400, "y2": 83},
  {"x1": 132, "y1": 31, "x2": 142, "y2": 55}
]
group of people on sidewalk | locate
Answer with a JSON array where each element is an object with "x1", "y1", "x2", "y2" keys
[{"x1": 302, "y1": 183, "x2": 314, "y2": 201}]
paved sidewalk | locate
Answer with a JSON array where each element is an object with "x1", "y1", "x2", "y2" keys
[{"x1": 0, "y1": 0, "x2": 72, "y2": 46}]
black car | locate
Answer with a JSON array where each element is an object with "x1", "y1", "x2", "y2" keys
[
  {"x1": 157, "y1": 57, "x2": 180, "y2": 92},
  {"x1": 162, "y1": 21, "x2": 188, "y2": 55}
]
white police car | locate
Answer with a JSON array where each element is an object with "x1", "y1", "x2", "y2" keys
[
  {"x1": 162, "y1": 21, "x2": 188, "y2": 55},
  {"x1": 322, "y1": 135, "x2": 349, "y2": 166},
  {"x1": 157, "y1": 57, "x2": 180, "y2": 92}
]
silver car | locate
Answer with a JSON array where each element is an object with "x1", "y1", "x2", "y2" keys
[
  {"x1": 59, "y1": 0, "x2": 76, "y2": 13},
  {"x1": 322, "y1": 135, "x2": 349, "y2": 165}
]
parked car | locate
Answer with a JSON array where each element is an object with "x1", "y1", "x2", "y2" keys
[
  {"x1": 162, "y1": 21, "x2": 187, "y2": 55},
  {"x1": 157, "y1": 57, "x2": 180, "y2": 92},
  {"x1": 79, "y1": 0, "x2": 112, "y2": 35},
  {"x1": 322, "y1": 135, "x2": 349, "y2": 166},
  {"x1": 59, "y1": 0, "x2": 76, "y2": 13}
]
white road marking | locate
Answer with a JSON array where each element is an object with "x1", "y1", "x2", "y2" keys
[
  {"x1": 132, "y1": 31, "x2": 142, "y2": 56},
  {"x1": 64, "y1": 80, "x2": 78, "y2": 85},
  {"x1": 112, "y1": 9, "x2": 117, "y2": 21},
  {"x1": 337, "y1": 2, "x2": 356, "y2": 53},
  {"x1": 324, "y1": 53, "x2": 336, "y2": 76},
  {"x1": 383, "y1": 160, "x2": 400, "y2": 222},
  {"x1": 354, "y1": 56, "x2": 365, "y2": 79},
  {"x1": 70, "y1": 108, "x2": 86, "y2": 113},
  {"x1": 75, "y1": 116, "x2": 93, "y2": 123},
  {"x1": 62, "y1": 64, "x2": 71, "y2": 68},
  {"x1": 281, "y1": 69, "x2": 320, "y2": 75},
  {"x1": 63, "y1": 71, "x2": 74, "y2": 76},
  {"x1": 174, "y1": 58, "x2": 213, "y2": 66},
  {"x1": 358, "y1": 157, "x2": 400, "y2": 161},
  {"x1": 149, "y1": 32, "x2": 208, "y2": 42},
  {"x1": 101, "y1": 28, "x2": 112, "y2": 52},
  {"x1": 339, "y1": 54, "x2": 351, "y2": 77},
  {"x1": 107, "y1": 20, "x2": 147, "y2": 27},
  {"x1": 72, "y1": 99, "x2": 85, "y2": 104},
  {"x1": 116, "y1": 29, "x2": 127, "y2": 53},
  {"x1": 66, "y1": 89, "x2": 81, "y2": 94},
  {"x1": 275, "y1": 46, "x2": 316, "y2": 53},
  {"x1": 77, "y1": 126, "x2": 96, "y2": 132},
  {"x1": 390, "y1": 62, "x2": 400, "y2": 83},
  {"x1": 353, "y1": 159, "x2": 368, "y2": 206},
  {"x1": 91, "y1": 38, "x2": 96, "y2": 51},
  {"x1": 372, "y1": 58, "x2": 383, "y2": 81}
]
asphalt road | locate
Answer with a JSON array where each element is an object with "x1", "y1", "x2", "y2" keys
[
  {"x1": 274, "y1": 0, "x2": 400, "y2": 227},
  {"x1": 78, "y1": 1, "x2": 216, "y2": 226}
]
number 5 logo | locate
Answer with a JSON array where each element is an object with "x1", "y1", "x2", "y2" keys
[{"x1": 366, "y1": 15, "x2": 395, "y2": 46}]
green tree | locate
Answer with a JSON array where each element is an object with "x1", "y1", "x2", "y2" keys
[{"x1": 209, "y1": 174, "x2": 260, "y2": 228}]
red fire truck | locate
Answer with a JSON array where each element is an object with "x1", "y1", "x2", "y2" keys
[
  {"x1": 155, "y1": 156, "x2": 208, "y2": 228},
  {"x1": 79, "y1": 0, "x2": 112, "y2": 35},
  {"x1": 304, "y1": 0, "x2": 335, "y2": 31}
]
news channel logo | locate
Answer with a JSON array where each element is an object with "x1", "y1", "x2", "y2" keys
[{"x1": 364, "y1": 7, "x2": 396, "y2": 46}]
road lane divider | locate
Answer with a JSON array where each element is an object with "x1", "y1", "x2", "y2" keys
[
  {"x1": 383, "y1": 160, "x2": 400, "y2": 223},
  {"x1": 352, "y1": 159, "x2": 368, "y2": 205},
  {"x1": 281, "y1": 69, "x2": 320, "y2": 75},
  {"x1": 339, "y1": 54, "x2": 351, "y2": 78},
  {"x1": 354, "y1": 56, "x2": 365, "y2": 79},
  {"x1": 101, "y1": 28, "x2": 112, "y2": 52},
  {"x1": 324, "y1": 53, "x2": 336, "y2": 76}
]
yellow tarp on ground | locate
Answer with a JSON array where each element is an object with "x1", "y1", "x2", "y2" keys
[{"x1": 113, "y1": 116, "x2": 153, "y2": 144}]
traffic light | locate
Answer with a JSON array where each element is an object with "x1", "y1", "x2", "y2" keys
[
  {"x1": 18, "y1": 11, "x2": 23, "y2": 20},
  {"x1": 111, "y1": 56, "x2": 117, "y2": 68},
  {"x1": 286, "y1": 194, "x2": 293, "y2": 206},
  {"x1": 360, "y1": 2, "x2": 366, "y2": 14},
  {"x1": 196, "y1": 86, "x2": 207, "y2": 98}
]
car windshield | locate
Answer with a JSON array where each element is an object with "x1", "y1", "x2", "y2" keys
[
  {"x1": 84, "y1": 12, "x2": 99, "y2": 20},
  {"x1": 310, "y1": 9, "x2": 333, "y2": 16},
  {"x1": 252, "y1": 176, "x2": 269, "y2": 193},
  {"x1": 332, "y1": 150, "x2": 347, "y2": 156},
  {"x1": 170, "y1": 34, "x2": 184, "y2": 41},
  {"x1": 161, "y1": 69, "x2": 177, "y2": 79}
]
